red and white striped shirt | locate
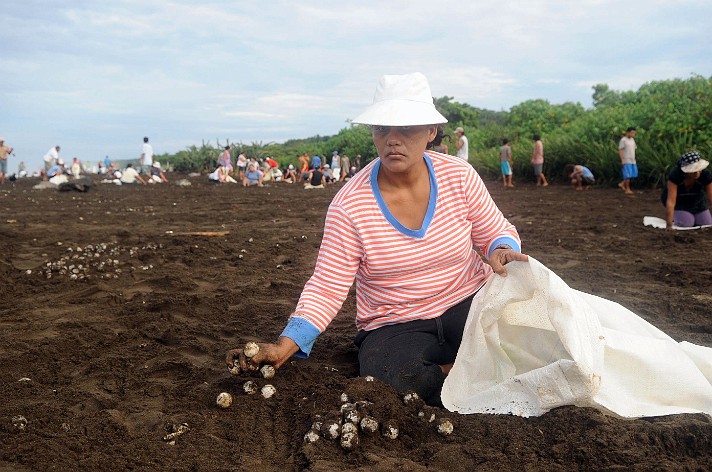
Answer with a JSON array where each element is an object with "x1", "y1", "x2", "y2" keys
[{"x1": 283, "y1": 151, "x2": 520, "y2": 353}]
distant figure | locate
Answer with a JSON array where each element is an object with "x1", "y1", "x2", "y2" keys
[
  {"x1": 565, "y1": 164, "x2": 595, "y2": 191},
  {"x1": 339, "y1": 153, "x2": 350, "y2": 182},
  {"x1": 331, "y1": 150, "x2": 341, "y2": 179},
  {"x1": 454, "y1": 127, "x2": 469, "y2": 162},
  {"x1": 147, "y1": 161, "x2": 168, "y2": 184},
  {"x1": 236, "y1": 151, "x2": 247, "y2": 180},
  {"x1": 304, "y1": 165, "x2": 325, "y2": 189},
  {"x1": 43, "y1": 145, "x2": 61, "y2": 172},
  {"x1": 323, "y1": 164, "x2": 335, "y2": 183},
  {"x1": 618, "y1": 127, "x2": 637, "y2": 195},
  {"x1": 661, "y1": 151, "x2": 711, "y2": 229},
  {"x1": 0, "y1": 137, "x2": 14, "y2": 185},
  {"x1": 499, "y1": 139, "x2": 514, "y2": 188},
  {"x1": 243, "y1": 163, "x2": 264, "y2": 187},
  {"x1": 311, "y1": 155, "x2": 322, "y2": 170},
  {"x1": 531, "y1": 135, "x2": 549, "y2": 187},
  {"x1": 46, "y1": 159, "x2": 67, "y2": 180},
  {"x1": 18, "y1": 160, "x2": 27, "y2": 178},
  {"x1": 354, "y1": 154, "x2": 362, "y2": 171},
  {"x1": 140, "y1": 137, "x2": 153, "y2": 175},
  {"x1": 298, "y1": 153, "x2": 310, "y2": 177},
  {"x1": 104, "y1": 155, "x2": 111, "y2": 170},
  {"x1": 120, "y1": 163, "x2": 147, "y2": 185},
  {"x1": 220, "y1": 146, "x2": 233, "y2": 173},
  {"x1": 282, "y1": 164, "x2": 297, "y2": 184},
  {"x1": 71, "y1": 157, "x2": 83, "y2": 179}
]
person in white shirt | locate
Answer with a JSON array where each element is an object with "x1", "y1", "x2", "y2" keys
[
  {"x1": 120, "y1": 163, "x2": 147, "y2": 185},
  {"x1": 140, "y1": 137, "x2": 153, "y2": 175},
  {"x1": 454, "y1": 127, "x2": 469, "y2": 162},
  {"x1": 43, "y1": 145, "x2": 60, "y2": 172}
]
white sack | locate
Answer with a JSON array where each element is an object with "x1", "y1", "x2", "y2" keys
[
  {"x1": 643, "y1": 216, "x2": 711, "y2": 230},
  {"x1": 442, "y1": 258, "x2": 712, "y2": 418}
]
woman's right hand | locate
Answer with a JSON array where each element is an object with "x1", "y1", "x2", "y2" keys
[{"x1": 225, "y1": 336, "x2": 300, "y2": 373}]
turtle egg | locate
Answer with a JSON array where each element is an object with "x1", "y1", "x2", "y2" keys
[
  {"x1": 304, "y1": 429, "x2": 320, "y2": 443},
  {"x1": 261, "y1": 384, "x2": 276, "y2": 399},
  {"x1": 243, "y1": 380, "x2": 258, "y2": 395},
  {"x1": 360, "y1": 416, "x2": 379, "y2": 434},
  {"x1": 216, "y1": 392, "x2": 233, "y2": 409},
  {"x1": 260, "y1": 365, "x2": 275, "y2": 379},
  {"x1": 382, "y1": 420, "x2": 399, "y2": 440},
  {"x1": 243, "y1": 342, "x2": 260, "y2": 358},
  {"x1": 436, "y1": 418, "x2": 454, "y2": 436}
]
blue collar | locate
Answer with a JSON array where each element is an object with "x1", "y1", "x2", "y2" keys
[{"x1": 370, "y1": 153, "x2": 438, "y2": 239}]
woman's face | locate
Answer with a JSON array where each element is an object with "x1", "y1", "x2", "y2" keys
[
  {"x1": 683, "y1": 171, "x2": 701, "y2": 180},
  {"x1": 371, "y1": 125, "x2": 437, "y2": 173}
]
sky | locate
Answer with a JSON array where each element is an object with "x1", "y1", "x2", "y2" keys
[{"x1": 1, "y1": 0, "x2": 711, "y2": 173}]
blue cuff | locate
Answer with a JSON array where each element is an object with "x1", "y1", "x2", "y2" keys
[
  {"x1": 280, "y1": 316, "x2": 321, "y2": 358},
  {"x1": 487, "y1": 236, "x2": 521, "y2": 259}
]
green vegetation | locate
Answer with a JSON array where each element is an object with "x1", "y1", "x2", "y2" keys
[{"x1": 158, "y1": 75, "x2": 711, "y2": 186}]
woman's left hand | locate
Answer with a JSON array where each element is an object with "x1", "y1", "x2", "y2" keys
[{"x1": 489, "y1": 249, "x2": 529, "y2": 276}]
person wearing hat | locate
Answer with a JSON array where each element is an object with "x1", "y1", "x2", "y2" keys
[
  {"x1": 454, "y1": 126, "x2": 469, "y2": 162},
  {"x1": 0, "y1": 137, "x2": 14, "y2": 185},
  {"x1": 661, "y1": 151, "x2": 712, "y2": 229},
  {"x1": 226, "y1": 72, "x2": 526, "y2": 407},
  {"x1": 282, "y1": 163, "x2": 297, "y2": 184},
  {"x1": 147, "y1": 161, "x2": 168, "y2": 184}
]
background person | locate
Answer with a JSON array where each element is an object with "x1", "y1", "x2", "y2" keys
[
  {"x1": 499, "y1": 138, "x2": 514, "y2": 187},
  {"x1": 43, "y1": 145, "x2": 60, "y2": 172},
  {"x1": 661, "y1": 151, "x2": 712, "y2": 229},
  {"x1": 0, "y1": 137, "x2": 14, "y2": 185},
  {"x1": 226, "y1": 72, "x2": 526, "y2": 406},
  {"x1": 565, "y1": 164, "x2": 595, "y2": 190},
  {"x1": 140, "y1": 137, "x2": 153, "y2": 174},
  {"x1": 618, "y1": 127, "x2": 637, "y2": 195},
  {"x1": 147, "y1": 161, "x2": 168, "y2": 184},
  {"x1": 454, "y1": 126, "x2": 469, "y2": 162},
  {"x1": 243, "y1": 163, "x2": 264, "y2": 187},
  {"x1": 120, "y1": 163, "x2": 147, "y2": 185},
  {"x1": 531, "y1": 134, "x2": 549, "y2": 187}
]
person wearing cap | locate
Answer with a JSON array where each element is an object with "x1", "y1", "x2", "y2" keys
[
  {"x1": 661, "y1": 151, "x2": 712, "y2": 229},
  {"x1": 147, "y1": 161, "x2": 168, "y2": 184},
  {"x1": 226, "y1": 72, "x2": 526, "y2": 407},
  {"x1": 618, "y1": 127, "x2": 637, "y2": 195},
  {"x1": 454, "y1": 126, "x2": 469, "y2": 162},
  {"x1": 0, "y1": 137, "x2": 14, "y2": 185},
  {"x1": 322, "y1": 163, "x2": 335, "y2": 183}
]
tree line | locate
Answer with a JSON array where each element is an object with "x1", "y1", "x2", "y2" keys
[{"x1": 158, "y1": 74, "x2": 711, "y2": 187}]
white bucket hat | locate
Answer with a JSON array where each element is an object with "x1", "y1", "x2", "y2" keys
[
  {"x1": 352, "y1": 72, "x2": 447, "y2": 126},
  {"x1": 678, "y1": 151, "x2": 709, "y2": 173},
  {"x1": 153, "y1": 161, "x2": 161, "y2": 169}
]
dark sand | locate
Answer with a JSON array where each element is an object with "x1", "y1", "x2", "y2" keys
[{"x1": 1, "y1": 173, "x2": 710, "y2": 471}]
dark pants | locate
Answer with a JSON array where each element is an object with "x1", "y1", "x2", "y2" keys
[{"x1": 354, "y1": 293, "x2": 475, "y2": 407}]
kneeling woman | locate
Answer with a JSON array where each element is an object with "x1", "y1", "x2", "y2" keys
[
  {"x1": 226, "y1": 73, "x2": 527, "y2": 406},
  {"x1": 662, "y1": 151, "x2": 712, "y2": 229}
]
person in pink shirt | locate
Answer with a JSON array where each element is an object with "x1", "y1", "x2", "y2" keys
[
  {"x1": 531, "y1": 134, "x2": 549, "y2": 187},
  {"x1": 226, "y1": 73, "x2": 527, "y2": 406}
]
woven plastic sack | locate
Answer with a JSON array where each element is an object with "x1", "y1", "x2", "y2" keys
[{"x1": 441, "y1": 258, "x2": 712, "y2": 418}]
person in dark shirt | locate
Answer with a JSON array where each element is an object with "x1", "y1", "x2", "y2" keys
[
  {"x1": 304, "y1": 166, "x2": 325, "y2": 189},
  {"x1": 661, "y1": 151, "x2": 712, "y2": 228}
]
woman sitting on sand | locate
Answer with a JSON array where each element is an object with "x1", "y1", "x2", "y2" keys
[
  {"x1": 227, "y1": 73, "x2": 527, "y2": 406},
  {"x1": 661, "y1": 150, "x2": 712, "y2": 229}
]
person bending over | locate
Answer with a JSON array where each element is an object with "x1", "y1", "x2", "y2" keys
[{"x1": 226, "y1": 73, "x2": 527, "y2": 407}]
